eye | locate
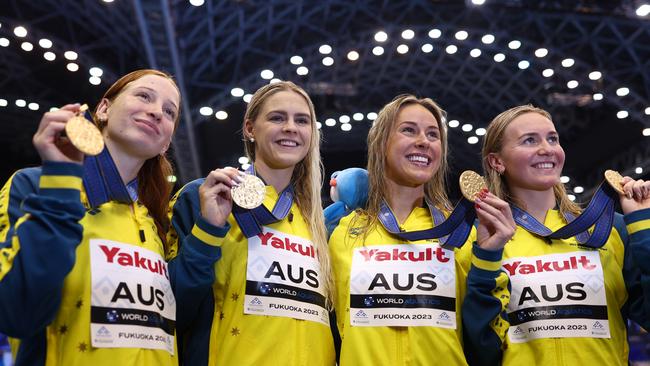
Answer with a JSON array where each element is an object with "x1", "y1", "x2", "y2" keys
[
  {"x1": 547, "y1": 135, "x2": 559, "y2": 144},
  {"x1": 164, "y1": 107, "x2": 176, "y2": 119},
  {"x1": 137, "y1": 92, "x2": 152, "y2": 101},
  {"x1": 400, "y1": 126, "x2": 416, "y2": 135},
  {"x1": 269, "y1": 114, "x2": 285, "y2": 123},
  {"x1": 295, "y1": 116, "x2": 310, "y2": 125},
  {"x1": 522, "y1": 136, "x2": 537, "y2": 145},
  {"x1": 426, "y1": 130, "x2": 440, "y2": 140}
]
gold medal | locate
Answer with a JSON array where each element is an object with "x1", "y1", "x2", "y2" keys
[
  {"x1": 231, "y1": 174, "x2": 266, "y2": 209},
  {"x1": 604, "y1": 170, "x2": 625, "y2": 195},
  {"x1": 459, "y1": 170, "x2": 487, "y2": 201},
  {"x1": 64, "y1": 104, "x2": 104, "y2": 156}
]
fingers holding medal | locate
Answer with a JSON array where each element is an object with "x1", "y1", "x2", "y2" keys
[
  {"x1": 606, "y1": 169, "x2": 650, "y2": 213},
  {"x1": 199, "y1": 167, "x2": 266, "y2": 227},
  {"x1": 461, "y1": 170, "x2": 516, "y2": 251},
  {"x1": 621, "y1": 176, "x2": 650, "y2": 201},
  {"x1": 33, "y1": 103, "x2": 91, "y2": 163},
  {"x1": 606, "y1": 169, "x2": 647, "y2": 200}
]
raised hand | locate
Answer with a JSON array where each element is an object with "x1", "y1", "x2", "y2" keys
[
  {"x1": 619, "y1": 176, "x2": 650, "y2": 214},
  {"x1": 32, "y1": 103, "x2": 84, "y2": 164},
  {"x1": 199, "y1": 167, "x2": 244, "y2": 227},
  {"x1": 474, "y1": 189, "x2": 517, "y2": 251}
]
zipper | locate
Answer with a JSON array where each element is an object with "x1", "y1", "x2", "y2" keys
[
  {"x1": 396, "y1": 327, "x2": 403, "y2": 365},
  {"x1": 555, "y1": 338, "x2": 563, "y2": 365},
  {"x1": 129, "y1": 203, "x2": 146, "y2": 244},
  {"x1": 296, "y1": 316, "x2": 302, "y2": 365}
]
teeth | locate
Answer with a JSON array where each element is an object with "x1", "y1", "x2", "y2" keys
[
  {"x1": 278, "y1": 140, "x2": 298, "y2": 147},
  {"x1": 408, "y1": 155, "x2": 429, "y2": 164},
  {"x1": 534, "y1": 162, "x2": 554, "y2": 169}
]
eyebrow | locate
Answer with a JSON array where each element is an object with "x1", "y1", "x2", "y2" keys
[
  {"x1": 518, "y1": 131, "x2": 558, "y2": 139},
  {"x1": 266, "y1": 110, "x2": 311, "y2": 118},
  {"x1": 399, "y1": 120, "x2": 440, "y2": 129},
  {"x1": 134, "y1": 86, "x2": 179, "y2": 110}
]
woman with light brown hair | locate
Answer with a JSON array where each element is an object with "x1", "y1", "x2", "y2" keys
[
  {"x1": 463, "y1": 104, "x2": 650, "y2": 366},
  {"x1": 168, "y1": 81, "x2": 335, "y2": 365},
  {"x1": 0, "y1": 69, "x2": 182, "y2": 365},
  {"x1": 327, "y1": 94, "x2": 514, "y2": 365}
]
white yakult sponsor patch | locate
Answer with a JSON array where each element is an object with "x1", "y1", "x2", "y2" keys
[
  {"x1": 245, "y1": 227, "x2": 329, "y2": 325},
  {"x1": 504, "y1": 251, "x2": 610, "y2": 343},
  {"x1": 90, "y1": 239, "x2": 176, "y2": 354},
  {"x1": 349, "y1": 244, "x2": 457, "y2": 327}
]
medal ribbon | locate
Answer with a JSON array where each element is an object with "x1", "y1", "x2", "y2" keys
[
  {"x1": 511, "y1": 181, "x2": 617, "y2": 248},
  {"x1": 377, "y1": 197, "x2": 476, "y2": 248},
  {"x1": 232, "y1": 165, "x2": 294, "y2": 238},
  {"x1": 82, "y1": 142, "x2": 137, "y2": 208}
]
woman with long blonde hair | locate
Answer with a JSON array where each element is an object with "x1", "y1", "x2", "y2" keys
[
  {"x1": 168, "y1": 81, "x2": 335, "y2": 365},
  {"x1": 463, "y1": 104, "x2": 650, "y2": 366},
  {"x1": 328, "y1": 94, "x2": 514, "y2": 365}
]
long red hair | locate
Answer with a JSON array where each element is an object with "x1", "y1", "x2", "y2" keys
[{"x1": 93, "y1": 69, "x2": 181, "y2": 250}]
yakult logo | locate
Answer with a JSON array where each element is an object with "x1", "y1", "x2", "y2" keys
[
  {"x1": 503, "y1": 255, "x2": 596, "y2": 277},
  {"x1": 358, "y1": 247, "x2": 450, "y2": 263},
  {"x1": 100, "y1": 245, "x2": 169, "y2": 279},
  {"x1": 257, "y1": 231, "x2": 316, "y2": 259}
]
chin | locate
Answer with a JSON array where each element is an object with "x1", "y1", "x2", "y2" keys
[
  {"x1": 529, "y1": 181, "x2": 558, "y2": 191},
  {"x1": 109, "y1": 138, "x2": 161, "y2": 159},
  {"x1": 130, "y1": 144, "x2": 165, "y2": 160},
  {"x1": 401, "y1": 174, "x2": 433, "y2": 187},
  {"x1": 411, "y1": 169, "x2": 436, "y2": 181},
  {"x1": 268, "y1": 159, "x2": 302, "y2": 170},
  {"x1": 279, "y1": 153, "x2": 308, "y2": 166}
]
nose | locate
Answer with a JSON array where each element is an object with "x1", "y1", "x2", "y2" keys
[
  {"x1": 147, "y1": 103, "x2": 163, "y2": 122},
  {"x1": 537, "y1": 139, "x2": 553, "y2": 155},
  {"x1": 415, "y1": 131, "x2": 430, "y2": 148},
  {"x1": 282, "y1": 118, "x2": 299, "y2": 133}
]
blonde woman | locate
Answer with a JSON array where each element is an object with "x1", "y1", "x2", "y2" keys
[
  {"x1": 168, "y1": 81, "x2": 335, "y2": 365},
  {"x1": 328, "y1": 94, "x2": 514, "y2": 365},
  {"x1": 463, "y1": 105, "x2": 650, "y2": 365}
]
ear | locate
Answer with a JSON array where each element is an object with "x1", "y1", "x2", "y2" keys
[
  {"x1": 487, "y1": 152, "x2": 505, "y2": 174},
  {"x1": 95, "y1": 98, "x2": 111, "y2": 121},
  {"x1": 160, "y1": 140, "x2": 171, "y2": 155},
  {"x1": 243, "y1": 119, "x2": 255, "y2": 140}
]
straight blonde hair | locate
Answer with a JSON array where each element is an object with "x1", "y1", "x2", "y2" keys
[
  {"x1": 481, "y1": 104, "x2": 581, "y2": 216},
  {"x1": 243, "y1": 81, "x2": 333, "y2": 304}
]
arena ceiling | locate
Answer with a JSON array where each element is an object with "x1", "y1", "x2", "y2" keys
[{"x1": 1, "y1": 0, "x2": 649, "y2": 203}]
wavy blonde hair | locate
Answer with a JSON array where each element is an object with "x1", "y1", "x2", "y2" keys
[
  {"x1": 355, "y1": 94, "x2": 450, "y2": 235},
  {"x1": 481, "y1": 104, "x2": 581, "y2": 216},
  {"x1": 243, "y1": 81, "x2": 333, "y2": 304}
]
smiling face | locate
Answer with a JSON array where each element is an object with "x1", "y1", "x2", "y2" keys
[
  {"x1": 244, "y1": 90, "x2": 312, "y2": 170},
  {"x1": 489, "y1": 112, "x2": 565, "y2": 192},
  {"x1": 384, "y1": 103, "x2": 442, "y2": 188},
  {"x1": 96, "y1": 74, "x2": 180, "y2": 160}
]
